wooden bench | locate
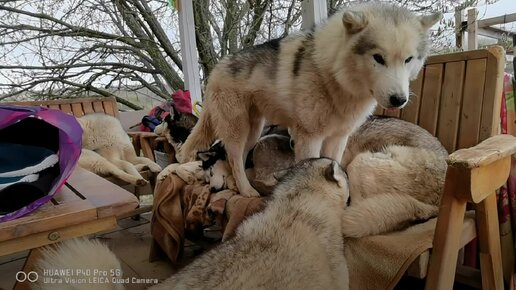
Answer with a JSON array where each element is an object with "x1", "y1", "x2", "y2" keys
[
  {"x1": 4, "y1": 97, "x2": 157, "y2": 216},
  {"x1": 0, "y1": 167, "x2": 139, "y2": 290},
  {"x1": 374, "y1": 46, "x2": 516, "y2": 290}
]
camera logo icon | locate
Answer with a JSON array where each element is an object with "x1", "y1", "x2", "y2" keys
[{"x1": 16, "y1": 271, "x2": 38, "y2": 283}]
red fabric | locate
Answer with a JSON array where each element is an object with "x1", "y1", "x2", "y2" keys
[{"x1": 172, "y1": 90, "x2": 192, "y2": 114}]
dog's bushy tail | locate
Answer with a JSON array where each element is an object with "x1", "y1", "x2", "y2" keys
[
  {"x1": 177, "y1": 110, "x2": 215, "y2": 163},
  {"x1": 34, "y1": 238, "x2": 124, "y2": 290}
]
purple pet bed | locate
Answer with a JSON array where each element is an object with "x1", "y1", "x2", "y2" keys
[{"x1": 0, "y1": 105, "x2": 82, "y2": 222}]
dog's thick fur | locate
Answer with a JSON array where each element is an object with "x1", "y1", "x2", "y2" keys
[
  {"x1": 177, "y1": 3, "x2": 441, "y2": 197},
  {"x1": 149, "y1": 158, "x2": 350, "y2": 290},
  {"x1": 78, "y1": 113, "x2": 161, "y2": 186},
  {"x1": 33, "y1": 238, "x2": 124, "y2": 290},
  {"x1": 341, "y1": 116, "x2": 448, "y2": 237}
]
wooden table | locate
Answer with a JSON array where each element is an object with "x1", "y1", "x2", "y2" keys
[{"x1": 0, "y1": 167, "x2": 139, "y2": 289}]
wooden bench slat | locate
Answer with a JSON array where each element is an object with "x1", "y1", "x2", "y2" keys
[
  {"x1": 103, "y1": 100, "x2": 117, "y2": 117},
  {"x1": 0, "y1": 200, "x2": 96, "y2": 242},
  {"x1": 82, "y1": 101, "x2": 94, "y2": 114},
  {"x1": 418, "y1": 64, "x2": 444, "y2": 136},
  {"x1": 59, "y1": 103, "x2": 73, "y2": 115},
  {"x1": 437, "y1": 61, "x2": 465, "y2": 153},
  {"x1": 457, "y1": 58, "x2": 487, "y2": 150},
  {"x1": 479, "y1": 47, "x2": 505, "y2": 141},
  {"x1": 67, "y1": 167, "x2": 139, "y2": 218},
  {"x1": 92, "y1": 101, "x2": 105, "y2": 113},
  {"x1": 401, "y1": 70, "x2": 424, "y2": 124},
  {"x1": 53, "y1": 184, "x2": 84, "y2": 203},
  {"x1": 373, "y1": 106, "x2": 384, "y2": 115},
  {"x1": 71, "y1": 103, "x2": 85, "y2": 117},
  {"x1": 0, "y1": 217, "x2": 117, "y2": 256}
]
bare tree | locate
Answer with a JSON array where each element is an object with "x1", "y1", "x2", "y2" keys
[{"x1": 0, "y1": 0, "x2": 492, "y2": 108}]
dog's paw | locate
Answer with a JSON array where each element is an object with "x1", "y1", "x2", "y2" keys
[{"x1": 240, "y1": 187, "x2": 261, "y2": 198}]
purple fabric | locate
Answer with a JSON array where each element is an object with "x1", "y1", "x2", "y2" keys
[{"x1": 0, "y1": 105, "x2": 82, "y2": 222}]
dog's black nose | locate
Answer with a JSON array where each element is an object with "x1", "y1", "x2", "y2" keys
[{"x1": 389, "y1": 94, "x2": 407, "y2": 107}]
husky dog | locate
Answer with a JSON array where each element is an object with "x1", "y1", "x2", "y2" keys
[
  {"x1": 149, "y1": 158, "x2": 350, "y2": 290},
  {"x1": 341, "y1": 116, "x2": 448, "y2": 238},
  {"x1": 177, "y1": 3, "x2": 442, "y2": 197},
  {"x1": 197, "y1": 140, "x2": 232, "y2": 193},
  {"x1": 78, "y1": 113, "x2": 162, "y2": 186},
  {"x1": 33, "y1": 238, "x2": 124, "y2": 290},
  {"x1": 154, "y1": 105, "x2": 198, "y2": 153}
]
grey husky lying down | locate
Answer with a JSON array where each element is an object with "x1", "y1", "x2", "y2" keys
[{"x1": 341, "y1": 116, "x2": 448, "y2": 237}]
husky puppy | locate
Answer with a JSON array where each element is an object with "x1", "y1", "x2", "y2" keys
[
  {"x1": 154, "y1": 105, "x2": 198, "y2": 153},
  {"x1": 149, "y1": 158, "x2": 350, "y2": 290},
  {"x1": 33, "y1": 238, "x2": 124, "y2": 290},
  {"x1": 177, "y1": 3, "x2": 442, "y2": 197},
  {"x1": 197, "y1": 140, "x2": 232, "y2": 193},
  {"x1": 341, "y1": 116, "x2": 448, "y2": 237},
  {"x1": 78, "y1": 113, "x2": 162, "y2": 186}
]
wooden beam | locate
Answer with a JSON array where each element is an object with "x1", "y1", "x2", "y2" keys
[
  {"x1": 301, "y1": 0, "x2": 327, "y2": 30},
  {"x1": 478, "y1": 13, "x2": 516, "y2": 28},
  {"x1": 467, "y1": 8, "x2": 478, "y2": 51},
  {"x1": 177, "y1": 0, "x2": 203, "y2": 106},
  {"x1": 455, "y1": 8, "x2": 465, "y2": 49},
  {"x1": 478, "y1": 27, "x2": 515, "y2": 40}
]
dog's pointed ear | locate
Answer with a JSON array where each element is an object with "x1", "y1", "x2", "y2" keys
[
  {"x1": 169, "y1": 105, "x2": 181, "y2": 122},
  {"x1": 342, "y1": 10, "x2": 368, "y2": 34},
  {"x1": 197, "y1": 151, "x2": 216, "y2": 161},
  {"x1": 324, "y1": 160, "x2": 348, "y2": 188},
  {"x1": 419, "y1": 12, "x2": 442, "y2": 30}
]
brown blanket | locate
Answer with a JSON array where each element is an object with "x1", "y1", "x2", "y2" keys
[{"x1": 151, "y1": 173, "x2": 266, "y2": 262}]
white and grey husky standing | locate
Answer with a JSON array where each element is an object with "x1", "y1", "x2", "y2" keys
[{"x1": 178, "y1": 2, "x2": 442, "y2": 197}]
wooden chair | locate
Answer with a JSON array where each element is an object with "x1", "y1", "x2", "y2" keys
[
  {"x1": 374, "y1": 46, "x2": 516, "y2": 289},
  {"x1": 4, "y1": 97, "x2": 157, "y2": 216}
]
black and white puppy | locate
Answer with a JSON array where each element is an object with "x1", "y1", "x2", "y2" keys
[
  {"x1": 197, "y1": 140, "x2": 231, "y2": 193},
  {"x1": 155, "y1": 104, "x2": 198, "y2": 152}
]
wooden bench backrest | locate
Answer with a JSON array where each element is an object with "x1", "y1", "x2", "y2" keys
[
  {"x1": 7, "y1": 96, "x2": 119, "y2": 118},
  {"x1": 375, "y1": 46, "x2": 505, "y2": 153}
]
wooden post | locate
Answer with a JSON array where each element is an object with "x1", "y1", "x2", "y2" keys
[
  {"x1": 513, "y1": 35, "x2": 515, "y2": 80},
  {"x1": 301, "y1": 0, "x2": 327, "y2": 30},
  {"x1": 455, "y1": 8, "x2": 464, "y2": 49},
  {"x1": 467, "y1": 8, "x2": 478, "y2": 51},
  {"x1": 177, "y1": 0, "x2": 203, "y2": 105}
]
